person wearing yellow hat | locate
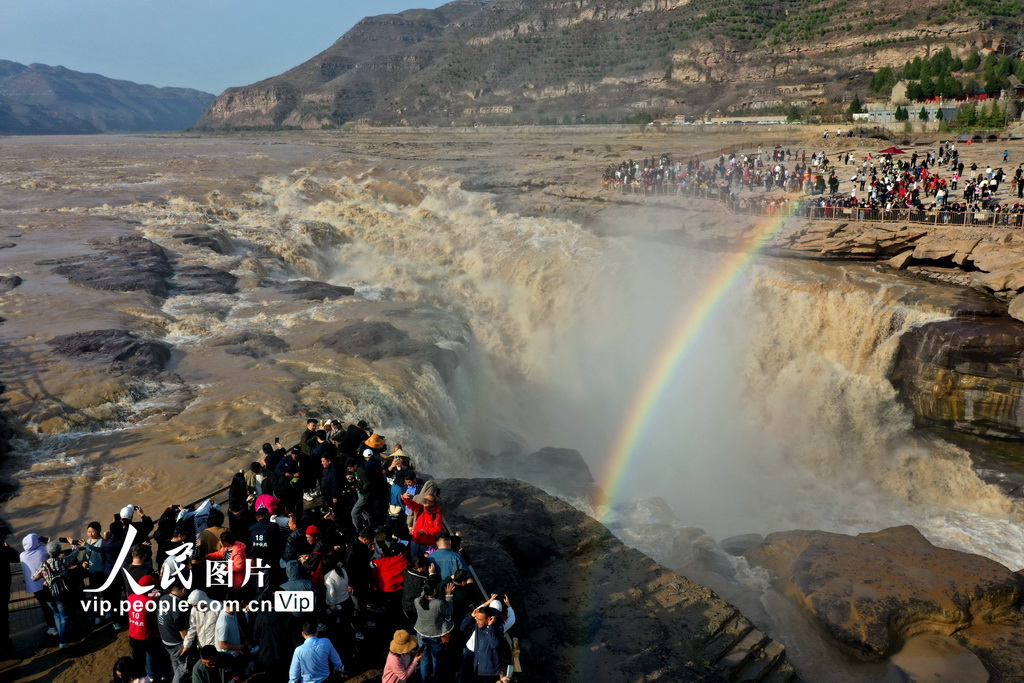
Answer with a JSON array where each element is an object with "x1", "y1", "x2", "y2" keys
[{"x1": 383, "y1": 630, "x2": 423, "y2": 683}]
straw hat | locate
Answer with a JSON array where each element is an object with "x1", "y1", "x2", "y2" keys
[
  {"x1": 364, "y1": 433, "x2": 386, "y2": 450},
  {"x1": 390, "y1": 629, "x2": 418, "y2": 655}
]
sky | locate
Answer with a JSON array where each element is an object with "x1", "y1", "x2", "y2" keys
[{"x1": 0, "y1": 1, "x2": 449, "y2": 95}]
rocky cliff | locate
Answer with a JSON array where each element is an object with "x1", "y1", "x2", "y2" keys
[
  {"x1": 199, "y1": 0, "x2": 1023, "y2": 127},
  {"x1": 0, "y1": 60, "x2": 214, "y2": 134},
  {"x1": 441, "y1": 478, "x2": 798, "y2": 682}
]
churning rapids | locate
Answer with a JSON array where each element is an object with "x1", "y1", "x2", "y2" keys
[{"x1": 2, "y1": 134, "x2": 1024, "y2": 671}]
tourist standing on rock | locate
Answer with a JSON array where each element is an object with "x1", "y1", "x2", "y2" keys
[
  {"x1": 414, "y1": 581, "x2": 456, "y2": 683},
  {"x1": 0, "y1": 530, "x2": 20, "y2": 651},
  {"x1": 403, "y1": 491, "x2": 444, "y2": 558},
  {"x1": 191, "y1": 644, "x2": 244, "y2": 683},
  {"x1": 33, "y1": 539, "x2": 83, "y2": 648},
  {"x1": 402, "y1": 554, "x2": 432, "y2": 627},
  {"x1": 288, "y1": 620, "x2": 343, "y2": 683},
  {"x1": 348, "y1": 457, "x2": 373, "y2": 533},
  {"x1": 460, "y1": 597, "x2": 514, "y2": 683},
  {"x1": 297, "y1": 418, "x2": 319, "y2": 457},
  {"x1": 275, "y1": 447, "x2": 304, "y2": 515},
  {"x1": 384, "y1": 629, "x2": 424, "y2": 683},
  {"x1": 20, "y1": 533, "x2": 57, "y2": 637},
  {"x1": 127, "y1": 574, "x2": 169, "y2": 678},
  {"x1": 341, "y1": 419, "x2": 371, "y2": 458},
  {"x1": 157, "y1": 580, "x2": 191, "y2": 683},
  {"x1": 429, "y1": 534, "x2": 467, "y2": 582}
]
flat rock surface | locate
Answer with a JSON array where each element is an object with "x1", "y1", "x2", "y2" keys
[
  {"x1": 47, "y1": 329, "x2": 171, "y2": 378},
  {"x1": 174, "y1": 265, "x2": 238, "y2": 295},
  {"x1": 317, "y1": 321, "x2": 457, "y2": 380},
  {"x1": 280, "y1": 280, "x2": 356, "y2": 300},
  {"x1": 47, "y1": 235, "x2": 172, "y2": 297}
]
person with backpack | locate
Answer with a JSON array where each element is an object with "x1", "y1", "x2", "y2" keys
[{"x1": 32, "y1": 539, "x2": 83, "y2": 648}]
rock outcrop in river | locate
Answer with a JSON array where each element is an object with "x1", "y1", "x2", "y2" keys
[{"x1": 744, "y1": 525, "x2": 1024, "y2": 681}]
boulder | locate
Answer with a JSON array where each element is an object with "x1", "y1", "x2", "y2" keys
[
  {"x1": 887, "y1": 250, "x2": 915, "y2": 270},
  {"x1": 317, "y1": 321, "x2": 458, "y2": 381},
  {"x1": 744, "y1": 525, "x2": 1023, "y2": 662},
  {"x1": 48, "y1": 235, "x2": 172, "y2": 297},
  {"x1": 1009, "y1": 293, "x2": 1024, "y2": 324},
  {"x1": 892, "y1": 317, "x2": 1024, "y2": 438},
  {"x1": 175, "y1": 266, "x2": 238, "y2": 295},
  {"x1": 0, "y1": 275, "x2": 22, "y2": 293},
  {"x1": 280, "y1": 280, "x2": 355, "y2": 300},
  {"x1": 48, "y1": 329, "x2": 171, "y2": 377},
  {"x1": 172, "y1": 232, "x2": 229, "y2": 254},
  {"x1": 211, "y1": 331, "x2": 289, "y2": 358},
  {"x1": 912, "y1": 238, "x2": 981, "y2": 265}
]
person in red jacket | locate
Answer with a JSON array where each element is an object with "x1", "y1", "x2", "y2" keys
[
  {"x1": 205, "y1": 531, "x2": 248, "y2": 595},
  {"x1": 127, "y1": 574, "x2": 170, "y2": 679},
  {"x1": 401, "y1": 492, "x2": 444, "y2": 558},
  {"x1": 371, "y1": 537, "x2": 409, "y2": 620}
]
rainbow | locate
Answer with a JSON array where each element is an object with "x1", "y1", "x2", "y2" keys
[{"x1": 595, "y1": 207, "x2": 797, "y2": 515}]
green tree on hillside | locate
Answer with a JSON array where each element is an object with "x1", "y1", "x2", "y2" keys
[
  {"x1": 894, "y1": 105, "x2": 909, "y2": 121},
  {"x1": 871, "y1": 66, "x2": 897, "y2": 95},
  {"x1": 964, "y1": 50, "x2": 982, "y2": 71},
  {"x1": 848, "y1": 94, "x2": 863, "y2": 114}
]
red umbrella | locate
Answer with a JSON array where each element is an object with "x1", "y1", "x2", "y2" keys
[{"x1": 878, "y1": 147, "x2": 906, "y2": 154}]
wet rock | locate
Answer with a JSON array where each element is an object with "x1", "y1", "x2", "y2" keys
[
  {"x1": 441, "y1": 478, "x2": 796, "y2": 683},
  {"x1": 50, "y1": 235, "x2": 172, "y2": 297},
  {"x1": 280, "y1": 280, "x2": 355, "y2": 300},
  {"x1": 0, "y1": 275, "x2": 22, "y2": 292},
  {"x1": 211, "y1": 331, "x2": 289, "y2": 358},
  {"x1": 719, "y1": 533, "x2": 765, "y2": 557},
  {"x1": 744, "y1": 525, "x2": 1023, "y2": 662},
  {"x1": 175, "y1": 266, "x2": 237, "y2": 295},
  {"x1": 172, "y1": 232, "x2": 228, "y2": 254},
  {"x1": 0, "y1": 242, "x2": 16, "y2": 249},
  {"x1": 522, "y1": 446, "x2": 594, "y2": 486},
  {"x1": 317, "y1": 321, "x2": 457, "y2": 381},
  {"x1": 48, "y1": 329, "x2": 171, "y2": 377},
  {"x1": 892, "y1": 317, "x2": 1024, "y2": 438}
]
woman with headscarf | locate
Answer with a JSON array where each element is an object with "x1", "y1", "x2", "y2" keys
[{"x1": 19, "y1": 533, "x2": 56, "y2": 635}]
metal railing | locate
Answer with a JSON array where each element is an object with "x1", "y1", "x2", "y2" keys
[{"x1": 601, "y1": 178, "x2": 1024, "y2": 229}]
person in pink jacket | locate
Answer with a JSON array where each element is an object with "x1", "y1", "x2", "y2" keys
[{"x1": 383, "y1": 630, "x2": 423, "y2": 683}]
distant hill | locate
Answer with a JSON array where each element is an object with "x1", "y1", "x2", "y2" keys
[
  {"x1": 199, "y1": 0, "x2": 1024, "y2": 128},
  {"x1": 0, "y1": 61, "x2": 214, "y2": 134}
]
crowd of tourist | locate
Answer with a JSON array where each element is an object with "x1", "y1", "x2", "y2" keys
[
  {"x1": 600, "y1": 142, "x2": 1024, "y2": 227},
  {"x1": 2, "y1": 419, "x2": 517, "y2": 683}
]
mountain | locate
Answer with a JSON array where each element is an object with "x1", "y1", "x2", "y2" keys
[
  {"x1": 0, "y1": 61, "x2": 214, "y2": 134},
  {"x1": 200, "y1": 0, "x2": 1024, "y2": 128}
]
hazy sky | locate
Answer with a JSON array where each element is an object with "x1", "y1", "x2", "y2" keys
[{"x1": 0, "y1": 0, "x2": 449, "y2": 94}]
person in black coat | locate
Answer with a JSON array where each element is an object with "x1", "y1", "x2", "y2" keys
[
  {"x1": 340, "y1": 420, "x2": 370, "y2": 459},
  {"x1": 320, "y1": 454, "x2": 341, "y2": 516}
]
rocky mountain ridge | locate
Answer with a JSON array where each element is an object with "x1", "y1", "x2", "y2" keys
[
  {"x1": 0, "y1": 60, "x2": 214, "y2": 134},
  {"x1": 200, "y1": 0, "x2": 1024, "y2": 128}
]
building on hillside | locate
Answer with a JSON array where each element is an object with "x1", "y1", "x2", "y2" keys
[{"x1": 1004, "y1": 76, "x2": 1024, "y2": 100}]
